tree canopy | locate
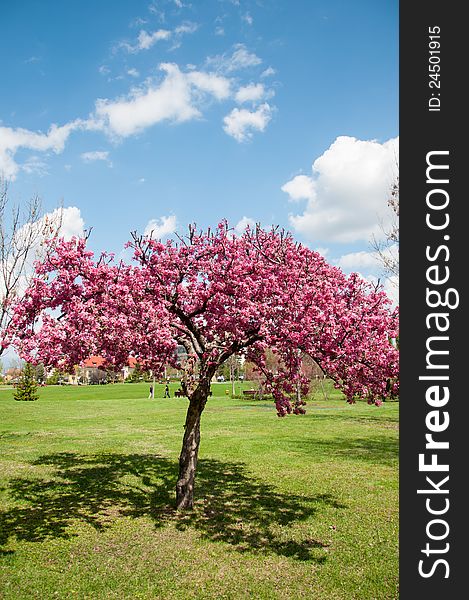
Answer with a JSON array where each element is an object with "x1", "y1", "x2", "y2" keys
[{"x1": 9, "y1": 222, "x2": 399, "y2": 508}]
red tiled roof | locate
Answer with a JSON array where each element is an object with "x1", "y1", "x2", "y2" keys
[
  {"x1": 82, "y1": 356, "x2": 138, "y2": 368},
  {"x1": 82, "y1": 356, "x2": 106, "y2": 368}
]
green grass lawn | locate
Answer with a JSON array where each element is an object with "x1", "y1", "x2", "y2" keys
[{"x1": 0, "y1": 381, "x2": 398, "y2": 599}]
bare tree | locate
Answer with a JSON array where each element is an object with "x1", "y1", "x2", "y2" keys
[
  {"x1": 0, "y1": 179, "x2": 62, "y2": 355},
  {"x1": 371, "y1": 176, "x2": 399, "y2": 285}
]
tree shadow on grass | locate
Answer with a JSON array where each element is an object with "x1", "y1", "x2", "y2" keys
[
  {"x1": 292, "y1": 433, "x2": 399, "y2": 467},
  {"x1": 306, "y1": 410, "x2": 399, "y2": 426},
  {"x1": 0, "y1": 453, "x2": 344, "y2": 562}
]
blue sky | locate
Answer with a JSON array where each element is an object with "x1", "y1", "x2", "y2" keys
[{"x1": 1, "y1": 0, "x2": 398, "y2": 294}]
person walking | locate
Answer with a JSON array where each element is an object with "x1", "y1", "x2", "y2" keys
[
  {"x1": 164, "y1": 382, "x2": 171, "y2": 398},
  {"x1": 148, "y1": 385, "x2": 153, "y2": 399}
]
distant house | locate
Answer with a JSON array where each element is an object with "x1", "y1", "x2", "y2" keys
[
  {"x1": 81, "y1": 356, "x2": 107, "y2": 384},
  {"x1": 121, "y1": 357, "x2": 138, "y2": 380},
  {"x1": 80, "y1": 355, "x2": 138, "y2": 384},
  {"x1": 4, "y1": 367, "x2": 22, "y2": 383}
]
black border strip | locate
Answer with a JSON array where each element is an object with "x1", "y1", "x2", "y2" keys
[{"x1": 400, "y1": 3, "x2": 465, "y2": 596}]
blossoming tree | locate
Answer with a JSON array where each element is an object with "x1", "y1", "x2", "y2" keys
[{"x1": 10, "y1": 222, "x2": 399, "y2": 509}]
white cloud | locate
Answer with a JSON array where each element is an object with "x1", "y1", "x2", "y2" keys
[
  {"x1": 95, "y1": 64, "x2": 199, "y2": 136},
  {"x1": 281, "y1": 174, "x2": 315, "y2": 202},
  {"x1": 1, "y1": 60, "x2": 236, "y2": 177},
  {"x1": 242, "y1": 12, "x2": 253, "y2": 25},
  {"x1": 122, "y1": 21, "x2": 198, "y2": 53},
  {"x1": 235, "y1": 83, "x2": 265, "y2": 104},
  {"x1": 229, "y1": 45, "x2": 261, "y2": 70},
  {"x1": 206, "y1": 44, "x2": 262, "y2": 73},
  {"x1": 0, "y1": 206, "x2": 85, "y2": 305},
  {"x1": 0, "y1": 120, "x2": 84, "y2": 180},
  {"x1": 0, "y1": 47, "x2": 271, "y2": 177},
  {"x1": 80, "y1": 150, "x2": 111, "y2": 165},
  {"x1": 136, "y1": 29, "x2": 172, "y2": 51},
  {"x1": 335, "y1": 250, "x2": 381, "y2": 272},
  {"x1": 56, "y1": 206, "x2": 86, "y2": 240},
  {"x1": 337, "y1": 243, "x2": 398, "y2": 274},
  {"x1": 174, "y1": 22, "x2": 198, "y2": 35},
  {"x1": 144, "y1": 215, "x2": 177, "y2": 238},
  {"x1": 234, "y1": 216, "x2": 256, "y2": 235},
  {"x1": 282, "y1": 136, "x2": 399, "y2": 244},
  {"x1": 95, "y1": 63, "x2": 231, "y2": 137},
  {"x1": 261, "y1": 67, "x2": 276, "y2": 78},
  {"x1": 314, "y1": 247, "x2": 329, "y2": 258},
  {"x1": 187, "y1": 71, "x2": 231, "y2": 100},
  {"x1": 21, "y1": 156, "x2": 49, "y2": 177},
  {"x1": 24, "y1": 205, "x2": 84, "y2": 243},
  {"x1": 214, "y1": 26, "x2": 225, "y2": 36},
  {"x1": 223, "y1": 103, "x2": 273, "y2": 142}
]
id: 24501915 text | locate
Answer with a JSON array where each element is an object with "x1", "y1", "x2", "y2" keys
[{"x1": 428, "y1": 26, "x2": 441, "y2": 112}]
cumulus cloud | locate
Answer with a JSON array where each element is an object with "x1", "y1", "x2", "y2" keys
[
  {"x1": 234, "y1": 216, "x2": 256, "y2": 235},
  {"x1": 1, "y1": 205, "x2": 85, "y2": 306},
  {"x1": 144, "y1": 215, "x2": 177, "y2": 238},
  {"x1": 282, "y1": 136, "x2": 399, "y2": 244},
  {"x1": 335, "y1": 244, "x2": 399, "y2": 274},
  {"x1": 186, "y1": 70, "x2": 231, "y2": 100},
  {"x1": 95, "y1": 63, "x2": 231, "y2": 137},
  {"x1": 235, "y1": 83, "x2": 265, "y2": 104},
  {"x1": 335, "y1": 250, "x2": 381, "y2": 272},
  {"x1": 281, "y1": 174, "x2": 315, "y2": 202},
  {"x1": 0, "y1": 48, "x2": 272, "y2": 176},
  {"x1": 56, "y1": 206, "x2": 86, "y2": 240},
  {"x1": 314, "y1": 247, "x2": 329, "y2": 258},
  {"x1": 223, "y1": 103, "x2": 273, "y2": 142},
  {"x1": 0, "y1": 121, "x2": 86, "y2": 180}
]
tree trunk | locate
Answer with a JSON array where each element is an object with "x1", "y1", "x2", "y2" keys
[
  {"x1": 296, "y1": 381, "x2": 301, "y2": 404},
  {"x1": 175, "y1": 390, "x2": 206, "y2": 510}
]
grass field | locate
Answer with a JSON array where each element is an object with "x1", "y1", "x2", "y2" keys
[{"x1": 0, "y1": 381, "x2": 398, "y2": 599}]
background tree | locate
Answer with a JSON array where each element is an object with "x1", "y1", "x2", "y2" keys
[
  {"x1": 371, "y1": 176, "x2": 399, "y2": 284},
  {"x1": 13, "y1": 362, "x2": 39, "y2": 401},
  {"x1": 0, "y1": 179, "x2": 62, "y2": 355},
  {"x1": 46, "y1": 368, "x2": 67, "y2": 385},
  {"x1": 34, "y1": 362, "x2": 46, "y2": 384},
  {"x1": 10, "y1": 222, "x2": 399, "y2": 510}
]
